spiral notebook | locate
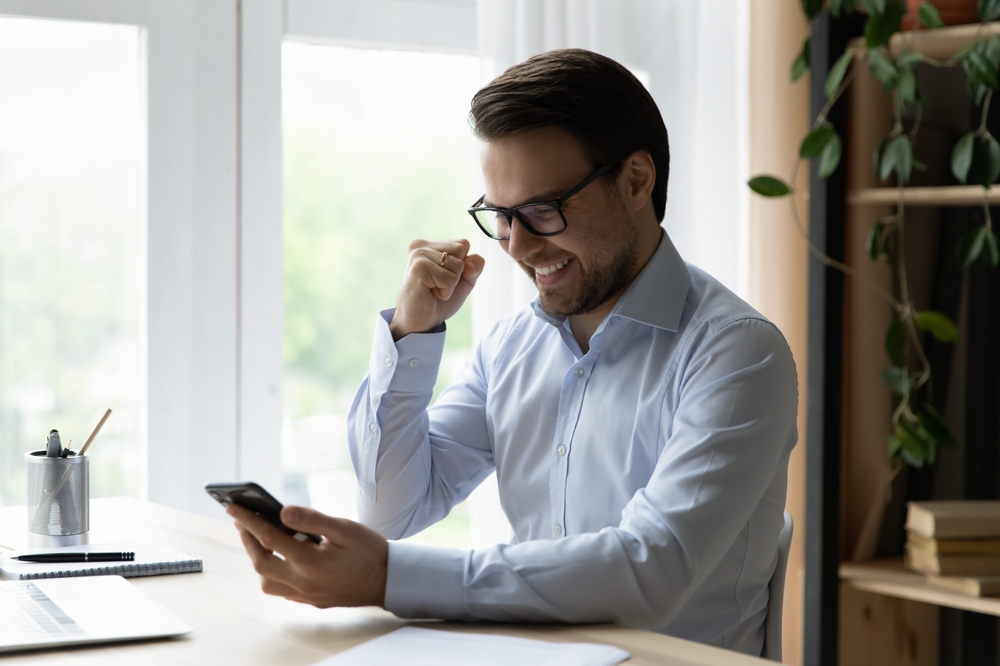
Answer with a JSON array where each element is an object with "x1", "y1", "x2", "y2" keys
[{"x1": 0, "y1": 542, "x2": 202, "y2": 580}]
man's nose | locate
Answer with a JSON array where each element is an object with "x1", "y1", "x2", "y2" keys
[{"x1": 503, "y1": 214, "x2": 543, "y2": 261}]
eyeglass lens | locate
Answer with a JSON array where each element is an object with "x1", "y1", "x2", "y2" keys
[{"x1": 472, "y1": 203, "x2": 563, "y2": 238}]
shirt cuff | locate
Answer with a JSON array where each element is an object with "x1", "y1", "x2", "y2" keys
[
  {"x1": 369, "y1": 309, "x2": 446, "y2": 394},
  {"x1": 384, "y1": 541, "x2": 466, "y2": 620}
]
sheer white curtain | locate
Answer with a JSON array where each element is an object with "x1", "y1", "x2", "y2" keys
[{"x1": 472, "y1": 0, "x2": 750, "y2": 339}]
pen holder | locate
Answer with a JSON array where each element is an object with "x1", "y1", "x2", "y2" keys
[{"x1": 25, "y1": 450, "x2": 89, "y2": 547}]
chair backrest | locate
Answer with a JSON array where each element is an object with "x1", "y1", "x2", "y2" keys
[{"x1": 763, "y1": 510, "x2": 793, "y2": 662}]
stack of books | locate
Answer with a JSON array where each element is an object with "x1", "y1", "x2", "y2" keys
[{"x1": 906, "y1": 501, "x2": 1000, "y2": 596}]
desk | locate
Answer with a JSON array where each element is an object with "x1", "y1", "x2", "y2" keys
[{"x1": 0, "y1": 498, "x2": 765, "y2": 665}]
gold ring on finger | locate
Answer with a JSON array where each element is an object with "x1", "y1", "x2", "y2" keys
[{"x1": 439, "y1": 251, "x2": 449, "y2": 267}]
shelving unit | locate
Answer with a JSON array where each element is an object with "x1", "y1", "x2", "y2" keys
[
  {"x1": 848, "y1": 185, "x2": 1000, "y2": 206},
  {"x1": 807, "y1": 15, "x2": 1000, "y2": 666},
  {"x1": 841, "y1": 560, "x2": 1000, "y2": 618}
]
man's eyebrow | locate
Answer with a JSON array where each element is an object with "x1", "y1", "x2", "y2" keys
[{"x1": 481, "y1": 190, "x2": 563, "y2": 209}]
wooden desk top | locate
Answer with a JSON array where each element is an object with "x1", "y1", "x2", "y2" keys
[{"x1": 0, "y1": 497, "x2": 765, "y2": 665}]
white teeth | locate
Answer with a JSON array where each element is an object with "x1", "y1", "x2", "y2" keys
[{"x1": 536, "y1": 259, "x2": 570, "y2": 277}]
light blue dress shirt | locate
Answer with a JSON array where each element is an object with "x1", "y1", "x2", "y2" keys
[{"x1": 348, "y1": 232, "x2": 798, "y2": 656}]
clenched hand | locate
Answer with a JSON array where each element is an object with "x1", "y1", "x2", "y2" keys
[{"x1": 389, "y1": 238, "x2": 485, "y2": 341}]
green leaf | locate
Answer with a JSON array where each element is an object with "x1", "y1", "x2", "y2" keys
[
  {"x1": 826, "y1": 52, "x2": 854, "y2": 100},
  {"x1": 800, "y1": 125, "x2": 836, "y2": 158},
  {"x1": 917, "y1": 404, "x2": 957, "y2": 447},
  {"x1": 974, "y1": 81, "x2": 990, "y2": 106},
  {"x1": 819, "y1": 132, "x2": 843, "y2": 178},
  {"x1": 868, "y1": 49, "x2": 899, "y2": 89},
  {"x1": 748, "y1": 176, "x2": 792, "y2": 197},
  {"x1": 879, "y1": 145, "x2": 896, "y2": 181},
  {"x1": 867, "y1": 221, "x2": 885, "y2": 260},
  {"x1": 897, "y1": 51, "x2": 926, "y2": 69},
  {"x1": 890, "y1": 135, "x2": 913, "y2": 182},
  {"x1": 830, "y1": 0, "x2": 852, "y2": 15},
  {"x1": 919, "y1": 2, "x2": 945, "y2": 27},
  {"x1": 898, "y1": 420, "x2": 927, "y2": 468},
  {"x1": 985, "y1": 229, "x2": 1000, "y2": 268},
  {"x1": 952, "y1": 132, "x2": 975, "y2": 182},
  {"x1": 966, "y1": 51, "x2": 999, "y2": 90},
  {"x1": 885, "y1": 318, "x2": 907, "y2": 366},
  {"x1": 879, "y1": 135, "x2": 907, "y2": 182},
  {"x1": 968, "y1": 134, "x2": 1000, "y2": 187},
  {"x1": 887, "y1": 433, "x2": 903, "y2": 460},
  {"x1": 980, "y1": 0, "x2": 1000, "y2": 22},
  {"x1": 859, "y1": 0, "x2": 888, "y2": 13},
  {"x1": 897, "y1": 68, "x2": 917, "y2": 104},
  {"x1": 801, "y1": 0, "x2": 825, "y2": 20},
  {"x1": 882, "y1": 365, "x2": 915, "y2": 395},
  {"x1": 791, "y1": 38, "x2": 810, "y2": 81},
  {"x1": 865, "y1": 2, "x2": 906, "y2": 49},
  {"x1": 916, "y1": 310, "x2": 959, "y2": 342},
  {"x1": 964, "y1": 37, "x2": 1000, "y2": 101},
  {"x1": 986, "y1": 134, "x2": 1000, "y2": 184},
  {"x1": 958, "y1": 226, "x2": 988, "y2": 266}
]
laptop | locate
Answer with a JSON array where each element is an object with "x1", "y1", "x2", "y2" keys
[{"x1": 0, "y1": 575, "x2": 191, "y2": 652}]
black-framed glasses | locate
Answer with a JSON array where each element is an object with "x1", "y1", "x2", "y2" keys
[{"x1": 467, "y1": 161, "x2": 618, "y2": 240}]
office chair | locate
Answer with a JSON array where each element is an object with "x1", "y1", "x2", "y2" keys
[{"x1": 763, "y1": 510, "x2": 793, "y2": 662}]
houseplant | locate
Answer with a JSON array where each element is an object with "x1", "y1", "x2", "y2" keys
[{"x1": 749, "y1": 0, "x2": 1000, "y2": 474}]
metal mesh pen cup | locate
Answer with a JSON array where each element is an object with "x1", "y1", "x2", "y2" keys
[{"x1": 25, "y1": 450, "x2": 89, "y2": 547}]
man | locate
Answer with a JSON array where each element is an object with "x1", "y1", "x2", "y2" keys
[{"x1": 229, "y1": 49, "x2": 797, "y2": 657}]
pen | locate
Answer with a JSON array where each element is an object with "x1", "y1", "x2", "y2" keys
[{"x1": 12, "y1": 551, "x2": 135, "y2": 563}]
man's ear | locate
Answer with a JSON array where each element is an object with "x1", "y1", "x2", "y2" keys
[{"x1": 620, "y1": 150, "x2": 656, "y2": 214}]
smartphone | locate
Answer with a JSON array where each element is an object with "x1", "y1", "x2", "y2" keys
[{"x1": 205, "y1": 482, "x2": 322, "y2": 544}]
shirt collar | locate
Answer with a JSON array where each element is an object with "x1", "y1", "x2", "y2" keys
[{"x1": 530, "y1": 230, "x2": 691, "y2": 333}]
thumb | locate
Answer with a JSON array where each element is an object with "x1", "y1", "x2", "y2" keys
[{"x1": 282, "y1": 505, "x2": 348, "y2": 541}]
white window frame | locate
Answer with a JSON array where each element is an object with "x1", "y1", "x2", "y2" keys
[
  {"x1": 0, "y1": 0, "x2": 477, "y2": 517},
  {"x1": 0, "y1": 0, "x2": 284, "y2": 516}
]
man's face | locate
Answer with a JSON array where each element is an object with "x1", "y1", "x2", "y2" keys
[{"x1": 481, "y1": 127, "x2": 642, "y2": 317}]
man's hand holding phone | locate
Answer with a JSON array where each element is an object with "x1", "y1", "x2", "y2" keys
[
  {"x1": 226, "y1": 503, "x2": 389, "y2": 609},
  {"x1": 207, "y1": 483, "x2": 389, "y2": 609}
]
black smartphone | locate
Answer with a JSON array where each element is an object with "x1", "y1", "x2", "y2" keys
[{"x1": 205, "y1": 482, "x2": 322, "y2": 544}]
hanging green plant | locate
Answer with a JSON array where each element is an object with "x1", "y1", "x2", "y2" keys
[{"x1": 750, "y1": 0, "x2": 1000, "y2": 471}]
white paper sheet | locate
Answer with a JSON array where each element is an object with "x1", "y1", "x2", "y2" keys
[{"x1": 315, "y1": 626, "x2": 630, "y2": 666}]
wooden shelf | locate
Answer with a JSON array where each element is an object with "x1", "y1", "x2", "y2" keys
[
  {"x1": 841, "y1": 559, "x2": 1000, "y2": 617},
  {"x1": 849, "y1": 22, "x2": 1000, "y2": 60},
  {"x1": 848, "y1": 185, "x2": 1000, "y2": 206}
]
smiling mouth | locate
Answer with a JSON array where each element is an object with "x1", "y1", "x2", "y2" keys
[{"x1": 535, "y1": 258, "x2": 571, "y2": 277}]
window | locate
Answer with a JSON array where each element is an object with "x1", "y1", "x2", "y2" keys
[
  {"x1": 281, "y1": 43, "x2": 500, "y2": 547},
  {"x1": 0, "y1": 16, "x2": 143, "y2": 504}
]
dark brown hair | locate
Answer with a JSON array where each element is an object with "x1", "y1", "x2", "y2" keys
[{"x1": 469, "y1": 48, "x2": 670, "y2": 221}]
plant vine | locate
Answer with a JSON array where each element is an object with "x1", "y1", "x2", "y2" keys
[{"x1": 749, "y1": 0, "x2": 1000, "y2": 472}]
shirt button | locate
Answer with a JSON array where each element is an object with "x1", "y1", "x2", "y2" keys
[
  {"x1": 557, "y1": 445, "x2": 567, "y2": 456},
  {"x1": 385, "y1": 357, "x2": 393, "y2": 367},
  {"x1": 574, "y1": 368, "x2": 584, "y2": 378},
  {"x1": 409, "y1": 358, "x2": 419, "y2": 367},
  {"x1": 368, "y1": 423, "x2": 377, "y2": 432},
  {"x1": 554, "y1": 524, "x2": 562, "y2": 536}
]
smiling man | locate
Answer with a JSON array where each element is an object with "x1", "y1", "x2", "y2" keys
[{"x1": 228, "y1": 49, "x2": 798, "y2": 657}]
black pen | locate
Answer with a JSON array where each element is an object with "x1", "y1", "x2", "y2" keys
[{"x1": 11, "y1": 551, "x2": 135, "y2": 563}]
